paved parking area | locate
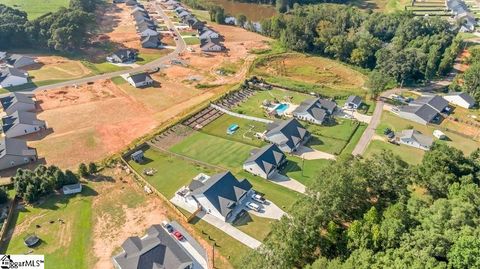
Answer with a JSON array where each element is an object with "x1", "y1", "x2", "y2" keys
[{"x1": 246, "y1": 196, "x2": 286, "y2": 220}]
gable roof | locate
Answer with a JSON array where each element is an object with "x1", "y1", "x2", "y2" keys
[
  {"x1": 244, "y1": 144, "x2": 286, "y2": 175},
  {"x1": 445, "y1": 92, "x2": 476, "y2": 106},
  {"x1": 293, "y1": 98, "x2": 336, "y2": 122},
  {"x1": 111, "y1": 49, "x2": 137, "y2": 61},
  {"x1": 399, "y1": 129, "x2": 433, "y2": 148},
  {"x1": 0, "y1": 92, "x2": 34, "y2": 111},
  {"x1": 2, "y1": 111, "x2": 45, "y2": 133},
  {"x1": 266, "y1": 118, "x2": 309, "y2": 151},
  {"x1": 114, "y1": 225, "x2": 192, "y2": 269},
  {"x1": 346, "y1": 95, "x2": 362, "y2": 106},
  {"x1": 141, "y1": 35, "x2": 159, "y2": 47},
  {"x1": 412, "y1": 95, "x2": 449, "y2": 113},
  {"x1": 0, "y1": 137, "x2": 34, "y2": 159},
  {"x1": 5, "y1": 54, "x2": 35, "y2": 67},
  {"x1": 0, "y1": 68, "x2": 28, "y2": 83},
  {"x1": 191, "y1": 171, "x2": 252, "y2": 218},
  {"x1": 128, "y1": 72, "x2": 152, "y2": 84},
  {"x1": 399, "y1": 104, "x2": 439, "y2": 123}
]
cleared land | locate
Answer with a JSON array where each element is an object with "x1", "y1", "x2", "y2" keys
[
  {"x1": 27, "y1": 56, "x2": 93, "y2": 84},
  {"x1": 0, "y1": 0, "x2": 69, "y2": 19},
  {"x1": 251, "y1": 53, "x2": 367, "y2": 97}
]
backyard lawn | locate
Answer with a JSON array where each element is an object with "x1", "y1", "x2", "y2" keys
[
  {"x1": 306, "y1": 119, "x2": 363, "y2": 155},
  {"x1": 137, "y1": 49, "x2": 173, "y2": 65},
  {"x1": 81, "y1": 61, "x2": 130, "y2": 75},
  {"x1": 128, "y1": 146, "x2": 221, "y2": 198},
  {"x1": 233, "y1": 212, "x2": 275, "y2": 241},
  {"x1": 0, "y1": 0, "x2": 69, "y2": 19},
  {"x1": 200, "y1": 114, "x2": 268, "y2": 147},
  {"x1": 365, "y1": 140, "x2": 425, "y2": 165},
  {"x1": 170, "y1": 132, "x2": 257, "y2": 172},
  {"x1": 4, "y1": 185, "x2": 95, "y2": 269},
  {"x1": 282, "y1": 157, "x2": 333, "y2": 186}
]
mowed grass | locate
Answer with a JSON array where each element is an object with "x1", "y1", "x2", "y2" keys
[
  {"x1": 0, "y1": 0, "x2": 69, "y2": 19},
  {"x1": 200, "y1": 114, "x2": 268, "y2": 147},
  {"x1": 137, "y1": 49, "x2": 173, "y2": 65},
  {"x1": 128, "y1": 146, "x2": 221, "y2": 199},
  {"x1": 4, "y1": 186, "x2": 95, "y2": 269},
  {"x1": 306, "y1": 119, "x2": 362, "y2": 155},
  {"x1": 282, "y1": 157, "x2": 333, "y2": 186},
  {"x1": 233, "y1": 212, "x2": 275, "y2": 241},
  {"x1": 29, "y1": 61, "x2": 92, "y2": 82},
  {"x1": 81, "y1": 61, "x2": 130, "y2": 75},
  {"x1": 251, "y1": 53, "x2": 366, "y2": 97},
  {"x1": 365, "y1": 140, "x2": 425, "y2": 165},
  {"x1": 170, "y1": 132, "x2": 257, "y2": 172}
]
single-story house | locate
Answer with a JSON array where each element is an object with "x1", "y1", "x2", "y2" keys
[
  {"x1": 125, "y1": 0, "x2": 137, "y2": 6},
  {"x1": 292, "y1": 98, "x2": 337, "y2": 125},
  {"x1": 0, "y1": 137, "x2": 37, "y2": 171},
  {"x1": 136, "y1": 20, "x2": 156, "y2": 32},
  {"x1": 106, "y1": 49, "x2": 138, "y2": 63},
  {"x1": 397, "y1": 129, "x2": 433, "y2": 150},
  {"x1": 396, "y1": 95, "x2": 449, "y2": 125},
  {"x1": 178, "y1": 11, "x2": 191, "y2": 18},
  {"x1": 200, "y1": 39, "x2": 223, "y2": 52},
  {"x1": 0, "y1": 92, "x2": 36, "y2": 115},
  {"x1": 0, "y1": 68, "x2": 29, "y2": 88},
  {"x1": 2, "y1": 111, "x2": 46, "y2": 138},
  {"x1": 5, "y1": 54, "x2": 36, "y2": 69},
  {"x1": 126, "y1": 72, "x2": 154, "y2": 88},
  {"x1": 175, "y1": 6, "x2": 186, "y2": 13},
  {"x1": 265, "y1": 118, "x2": 310, "y2": 153},
  {"x1": 113, "y1": 225, "x2": 193, "y2": 269},
  {"x1": 141, "y1": 34, "x2": 160, "y2": 48},
  {"x1": 132, "y1": 10, "x2": 149, "y2": 21},
  {"x1": 63, "y1": 183, "x2": 82, "y2": 195},
  {"x1": 185, "y1": 171, "x2": 253, "y2": 222},
  {"x1": 185, "y1": 17, "x2": 205, "y2": 30},
  {"x1": 443, "y1": 92, "x2": 476, "y2": 109},
  {"x1": 140, "y1": 28, "x2": 159, "y2": 37},
  {"x1": 243, "y1": 144, "x2": 287, "y2": 179},
  {"x1": 199, "y1": 28, "x2": 219, "y2": 40},
  {"x1": 345, "y1": 95, "x2": 363, "y2": 109}
]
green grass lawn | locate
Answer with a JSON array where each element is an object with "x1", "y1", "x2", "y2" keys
[
  {"x1": 282, "y1": 157, "x2": 333, "y2": 186},
  {"x1": 4, "y1": 185, "x2": 94, "y2": 269},
  {"x1": 342, "y1": 124, "x2": 367, "y2": 154},
  {"x1": 137, "y1": 49, "x2": 173, "y2": 65},
  {"x1": 170, "y1": 132, "x2": 256, "y2": 173},
  {"x1": 365, "y1": 140, "x2": 425, "y2": 165},
  {"x1": 81, "y1": 61, "x2": 130, "y2": 75},
  {"x1": 183, "y1": 37, "x2": 200, "y2": 45},
  {"x1": 200, "y1": 114, "x2": 268, "y2": 147},
  {"x1": 128, "y1": 146, "x2": 221, "y2": 199},
  {"x1": 0, "y1": 0, "x2": 69, "y2": 19},
  {"x1": 233, "y1": 212, "x2": 274, "y2": 241},
  {"x1": 305, "y1": 119, "x2": 361, "y2": 155}
]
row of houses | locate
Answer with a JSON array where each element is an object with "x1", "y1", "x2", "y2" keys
[
  {"x1": 0, "y1": 54, "x2": 36, "y2": 88},
  {"x1": 127, "y1": 0, "x2": 162, "y2": 48},
  {"x1": 446, "y1": 0, "x2": 477, "y2": 32}
]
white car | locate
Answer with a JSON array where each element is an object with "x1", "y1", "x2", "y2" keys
[
  {"x1": 246, "y1": 202, "x2": 260, "y2": 212},
  {"x1": 251, "y1": 194, "x2": 266, "y2": 204}
]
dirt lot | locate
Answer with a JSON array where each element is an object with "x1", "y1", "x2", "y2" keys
[{"x1": 27, "y1": 56, "x2": 92, "y2": 82}]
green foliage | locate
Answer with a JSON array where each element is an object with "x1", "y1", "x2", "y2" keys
[
  {"x1": 78, "y1": 163, "x2": 89, "y2": 178},
  {"x1": 367, "y1": 70, "x2": 392, "y2": 98},
  {"x1": 88, "y1": 162, "x2": 97, "y2": 174},
  {"x1": 0, "y1": 187, "x2": 9, "y2": 204}
]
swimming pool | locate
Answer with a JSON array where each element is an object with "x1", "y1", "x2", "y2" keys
[{"x1": 275, "y1": 103, "x2": 289, "y2": 114}]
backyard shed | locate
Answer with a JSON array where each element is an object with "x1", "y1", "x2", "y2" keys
[
  {"x1": 63, "y1": 183, "x2": 82, "y2": 195},
  {"x1": 131, "y1": 150, "x2": 144, "y2": 162}
]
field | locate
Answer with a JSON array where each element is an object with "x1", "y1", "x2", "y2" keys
[
  {"x1": 365, "y1": 140, "x2": 425, "y2": 164},
  {"x1": 306, "y1": 119, "x2": 362, "y2": 155},
  {"x1": 0, "y1": 0, "x2": 69, "y2": 19},
  {"x1": 251, "y1": 53, "x2": 367, "y2": 97},
  {"x1": 27, "y1": 56, "x2": 93, "y2": 83}
]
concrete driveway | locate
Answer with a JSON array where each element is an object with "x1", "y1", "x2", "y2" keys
[
  {"x1": 169, "y1": 221, "x2": 209, "y2": 269},
  {"x1": 269, "y1": 172, "x2": 306, "y2": 193},
  {"x1": 294, "y1": 146, "x2": 336, "y2": 160},
  {"x1": 335, "y1": 108, "x2": 372, "y2": 124},
  {"x1": 245, "y1": 195, "x2": 286, "y2": 220}
]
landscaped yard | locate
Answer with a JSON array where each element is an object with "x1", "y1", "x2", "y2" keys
[
  {"x1": 282, "y1": 157, "x2": 333, "y2": 186},
  {"x1": 0, "y1": 0, "x2": 69, "y2": 19},
  {"x1": 137, "y1": 49, "x2": 173, "y2": 65},
  {"x1": 170, "y1": 132, "x2": 257, "y2": 172},
  {"x1": 233, "y1": 212, "x2": 274, "y2": 241},
  {"x1": 200, "y1": 114, "x2": 268, "y2": 147},
  {"x1": 365, "y1": 140, "x2": 425, "y2": 165},
  {"x1": 128, "y1": 146, "x2": 221, "y2": 198},
  {"x1": 306, "y1": 119, "x2": 363, "y2": 155},
  {"x1": 81, "y1": 61, "x2": 130, "y2": 75}
]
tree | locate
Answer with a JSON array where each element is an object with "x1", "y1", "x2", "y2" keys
[
  {"x1": 88, "y1": 162, "x2": 97, "y2": 175},
  {"x1": 64, "y1": 169, "x2": 79, "y2": 185},
  {"x1": 78, "y1": 163, "x2": 89, "y2": 178},
  {"x1": 462, "y1": 62, "x2": 480, "y2": 103},
  {"x1": 236, "y1": 14, "x2": 247, "y2": 27},
  {"x1": 0, "y1": 187, "x2": 9, "y2": 204},
  {"x1": 367, "y1": 71, "x2": 391, "y2": 99}
]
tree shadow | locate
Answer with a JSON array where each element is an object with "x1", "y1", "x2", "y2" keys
[
  {"x1": 307, "y1": 136, "x2": 326, "y2": 147},
  {"x1": 35, "y1": 185, "x2": 98, "y2": 210},
  {"x1": 232, "y1": 211, "x2": 253, "y2": 227}
]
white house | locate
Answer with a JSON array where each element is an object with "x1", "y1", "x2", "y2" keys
[
  {"x1": 443, "y1": 92, "x2": 475, "y2": 109},
  {"x1": 0, "y1": 137, "x2": 37, "y2": 171},
  {"x1": 397, "y1": 129, "x2": 433, "y2": 150},
  {"x1": 126, "y1": 72, "x2": 154, "y2": 88},
  {"x1": 0, "y1": 68, "x2": 29, "y2": 88},
  {"x1": 243, "y1": 144, "x2": 286, "y2": 179},
  {"x1": 199, "y1": 28, "x2": 219, "y2": 40},
  {"x1": 62, "y1": 183, "x2": 82, "y2": 195},
  {"x1": 0, "y1": 92, "x2": 36, "y2": 115},
  {"x1": 345, "y1": 95, "x2": 363, "y2": 109},
  {"x1": 2, "y1": 111, "x2": 46, "y2": 138}
]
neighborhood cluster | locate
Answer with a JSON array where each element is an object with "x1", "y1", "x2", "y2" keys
[{"x1": 0, "y1": 53, "x2": 36, "y2": 88}]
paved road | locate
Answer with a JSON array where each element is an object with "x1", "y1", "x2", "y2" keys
[{"x1": 26, "y1": 2, "x2": 187, "y2": 92}]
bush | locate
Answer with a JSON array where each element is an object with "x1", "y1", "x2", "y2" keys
[
  {"x1": 78, "y1": 163, "x2": 89, "y2": 178},
  {"x1": 88, "y1": 162, "x2": 97, "y2": 175},
  {"x1": 0, "y1": 188, "x2": 9, "y2": 204}
]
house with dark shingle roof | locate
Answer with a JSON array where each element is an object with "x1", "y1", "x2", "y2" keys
[
  {"x1": 345, "y1": 95, "x2": 363, "y2": 109},
  {"x1": 292, "y1": 98, "x2": 337, "y2": 125},
  {"x1": 0, "y1": 137, "x2": 37, "y2": 171},
  {"x1": 141, "y1": 34, "x2": 160, "y2": 48},
  {"x1": 188, "y1": 171, "x2": 253, "y2": 222},
  {"x1": 198, "y1": 28, "x2": 219, "y2": 40},
  {"x1": 396, "y1": 129, "x2": 433, "y2": 150},
  {"x1": 2, "y1": 111, "x2": 46, "y2": 138},
  {"x1": 200, "y1": 38, "x2": 223, "y2": 52},
  {"x1": 265, "y1": 118, "x2": 310, "y2": 153},
  {"x1": 0, "y1": 92, "x2": 36, "y2": 115},
  {"x1": 126, "y1": 72, "x2": 154, "y2": 88},
  {"x1": 106, "y1": 49, "x2": 138, "y2": 64},
  {"x1": 444, "y1": 92, "x2": 476, "y2": 109},
  {"x1": 243, "y1": 144, "x2": 286, "y2": 179},
  {"x1": 396, "y1": 95, "x2": 449, "y2": 125},
  {"x1": 113, "y1": 225, "x2": 193, "y2": 269},
  {"x1": 0, "y1": 68, "x2": 29, "y2": 88},
  {"x1": 5, "y1": 54, "x2": 36, "y2": 69}
]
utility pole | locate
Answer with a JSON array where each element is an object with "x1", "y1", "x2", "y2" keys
[{"x1": 301, "y1": 156, "x2": 305, "y2": 177}]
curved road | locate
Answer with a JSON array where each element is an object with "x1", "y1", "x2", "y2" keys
[{"x1": 30, "y1": 2, "x2": 187, "y2": 92}]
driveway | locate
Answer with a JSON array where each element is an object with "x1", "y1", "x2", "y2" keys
[
  {"x1": 170, "y1": 221, "x2": 209, "y2": 269},
  {"x1": 269, "y1": 172, "x2": 306, "y2": 194},
  {"x1": 245, "y1": 195, "x2": 286, "y2": 220},
  {"x1": 336, "y1": 109, "x2": 372, "y2": 124},
  {"x1": 294, "y1": 145, "x2": 336, "y2": 160}
]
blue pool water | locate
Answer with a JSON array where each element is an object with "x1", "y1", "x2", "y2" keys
[{"x1": 275, "y1": 103, "x2": 289, "y2": 114}]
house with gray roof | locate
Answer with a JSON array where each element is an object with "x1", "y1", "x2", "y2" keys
[
  {"x1": 0, "y1": 92, "x2": 36, "y2": 115},
  {"x1": 243, "y1": 144, "x2": 286, "y2": 179},
  {"x1": 200, "y1": 38, "x2": 223, "y2": 52},
  {"x1": 187, "y1": 171, "x2": 253, "y2": 222},
  {"x1": 0, "y1": 52, "x2": 6, "y2": 61},
  {"x1": 396, "y1": 129, "x2": 433, "y2": 150},
  {"x1": 140, "y1": 28, "x2": 159, "y2": 37},
  {"x1": 178, "y1": 10, "x2": 191, "y2": 19},
  {"x1": 396, "y1": 95, "x2": 449, "y2": 125},
  {"x1": 106, "y1": 49, "x2": 138, "y2": 64},
  {"x1": 199, "y1": 28, "x2": 219, "y2": 40},
  {"x1": 113, "y1": 225, "x2": 193, "y2": 269},
  {"x1": 2, "y1": 111, "x2": 46, "y2": 138},
  {"x1": 141, "y1": 34, "x2": 160, "y2": 48},
  {"x1": 0, "y1": 68, "x2": 29, "y2": 88},
  {"x1": 126, "y1": 72, "x2": 154, "y2": 88},
  {"x1": 444, "y1": 92, "x2": 476, "y2": 109},
  {"x1": 265, "y1": 118, "x2": 310, "y2": 153},
  {"x1": 5, "y1": 54, "x2": 36, "y2": 69},
  {"x1": 345, "y1": 95, "x2": 363, "y2": 109},
  {"x1": 0, "y1": 137, "x2": 37, "y2": 171},
  {"x1": 292, "y1": 98, "x2": 337, "y2": 125}
]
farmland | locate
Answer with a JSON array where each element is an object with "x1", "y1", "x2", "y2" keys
[{"x1": 0, "y1": 0, "x2": 69, "y2": 19}]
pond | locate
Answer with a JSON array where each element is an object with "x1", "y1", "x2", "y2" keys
[{"x1": 206, "y1": 0, "x2": 276, "y2": 22}]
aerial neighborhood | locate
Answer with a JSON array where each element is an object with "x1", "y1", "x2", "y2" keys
[{"x1": 0, "y1": 0, "x2": 479, "y2": 268}]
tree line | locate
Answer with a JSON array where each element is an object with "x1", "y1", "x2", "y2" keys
[
  {"x1": 450, "y1": 44, "x2": 480, "y2": 103},
  {"x1": 0, "y1": 0, "x2": 99, "y2": 52},
  {"x1": 243, "y1": 144, "x2": 480, "y2": 268},
  {"x1": 260, "y1": 4, "x2": 459, "y2": 87}
]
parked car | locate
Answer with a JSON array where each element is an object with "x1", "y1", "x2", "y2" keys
[
  {"x1": 173, "y1": 230, "x2": 184, "y2": 241},
  {"x1": 252, "y1": 193, "x2": 266, "y2": 204},
  {"x1": 162, "y1": 221, "x2": 174, "y2": 233},
  {"x1": 246, "y1": 202, "x2": 261, "y2": 212}
]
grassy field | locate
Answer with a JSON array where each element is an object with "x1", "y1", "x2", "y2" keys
[
  {"x1": 306, "y1": 119, "x2": 362, "y2": 155},
  {"x1": 137, "y1": 49, "x2": 173, "y2": 65},
  {"x1": 200, "y1": 114, "x2": 268, "y2": 147},
  {"x1": 170, "y1": 132, "x2": 256, "y2": 172},
  {"x1": 4, "y1": 186, "x2": 94, "y2": 269},
  {"x1": 251, "y1": 53, "x2": 367, "y2": 97},
  {"x1": 282, "y1": 157, "x2": 333, "y2": 186},
  {"x1": 81, "y1": 61, "x2": 130, "y2": 75},
  {"x1": 29, "y1": 61, "x2": 92, "y2": 83},
  {"x1": 0, "y1": 0, "x2": 69, "y2": 19},
  {"x1": 128, "y1": 146, "x2": 221, "y2": 199},
  {"x1": 365, "y1": 140, "x2": 425, "y2": 164},
  {"x1": 183, "y1": 37, "x2": 200, "y2": 45},
  {"x1": 233, "y1": 212, "x2": 274, "y2": 241}
]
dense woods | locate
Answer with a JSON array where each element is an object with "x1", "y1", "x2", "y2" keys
[
  {"x1": 451, "y1": 45, "x2": 480, "y2": 103},
  {"x1": 261, "y1": 5, "x2": 459, "y2": 86},
  {"x1": 0, "y1": 0, "x2": 98, "y2": 52},
  {"x1": 243, "y1": 144, "x2": 480, "y2": 268}
]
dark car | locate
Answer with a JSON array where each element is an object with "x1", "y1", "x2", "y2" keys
[{"x1": 162, "y1": 221, "x2": 174, "y2": 233}]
